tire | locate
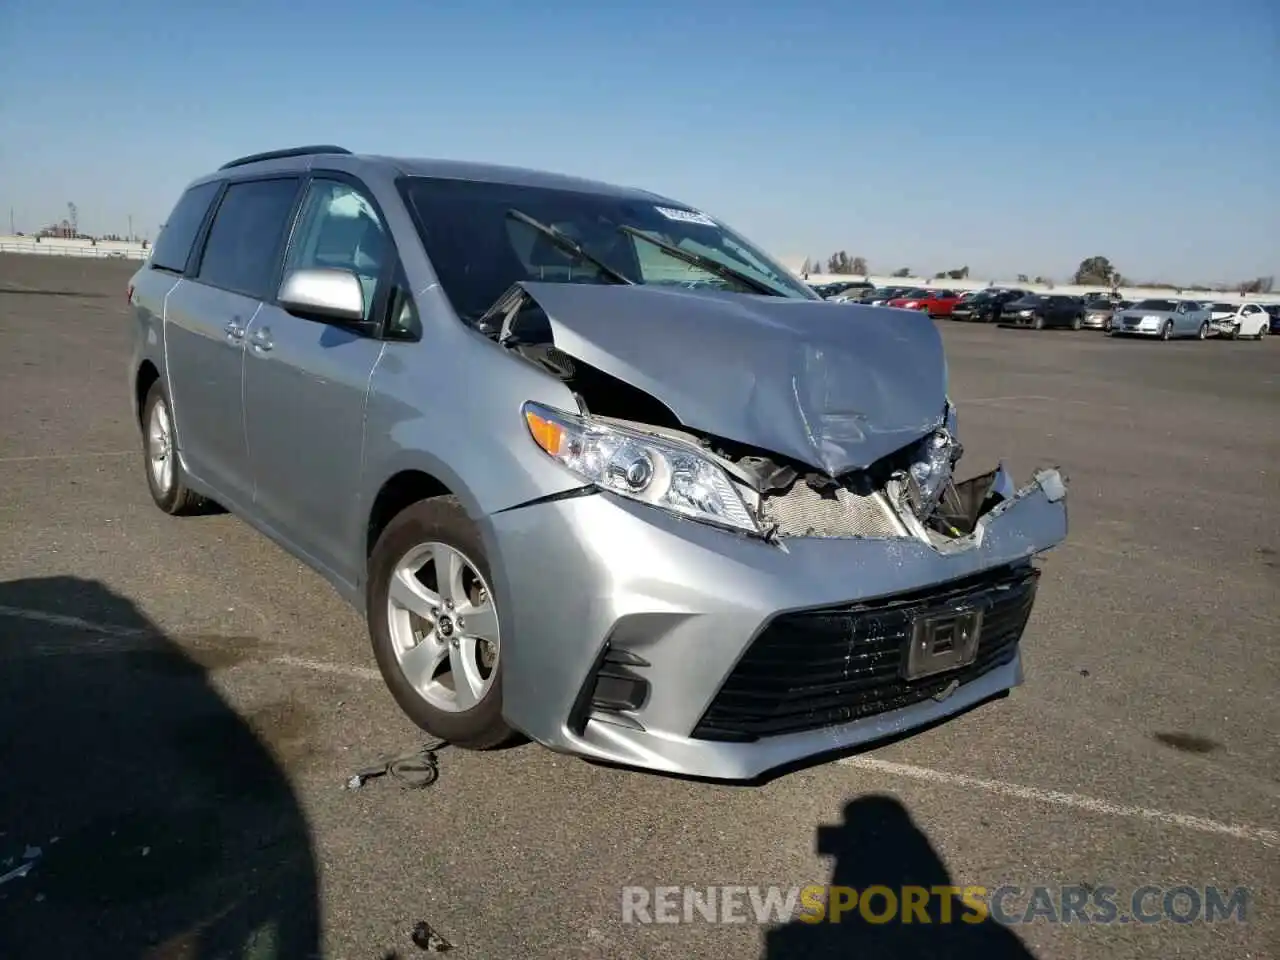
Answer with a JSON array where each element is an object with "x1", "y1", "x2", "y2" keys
[
  {"x1": 1071, "y1": 313, "x2": 1083, "y2": 331},
  {"x1": 1258, "y1": 325, "x2": 1267, "y2": 341},
  {"x1": 366, "y1": 496, "x2": 514, "y2": 749},
  {"x1": 1032, "y1": 314, "x2": 1045, "y2": 330},
  {"x1": 1160, "y1": 320, "x2": 1173, "y2": 341},
  {"x1": 1197, "y1": 321, "x2": 1208, "y2": 340},
  {"x1": 1229, "y1": 325, "x2": 1239, "y2": 341},
  {"x1": 141, "y1": 381, "x2": 206, "y2": 515}
]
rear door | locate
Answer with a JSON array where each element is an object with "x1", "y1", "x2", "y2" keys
[
  {"x1": 163, "y1": 176, "x2": 303, "y2": 510},
  {"x1": 242, "y1": 175, "x2": 395, "y2": 585}
]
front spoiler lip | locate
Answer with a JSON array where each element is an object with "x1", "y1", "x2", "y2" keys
[{"x1": 520, "y1": 465, "x2": 1067, "y2": 781}]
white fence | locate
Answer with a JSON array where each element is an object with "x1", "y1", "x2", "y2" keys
[{"x1": 0, "y1": 236, "x2": 149, "y2": 260}]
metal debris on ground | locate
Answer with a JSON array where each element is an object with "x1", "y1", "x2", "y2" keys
[
  {"x1": 410, "y1": 919, "x2": 452, "y2": 953},
  {"x1": 344, "y1": 738, "x2": 448, "y2": 791}
]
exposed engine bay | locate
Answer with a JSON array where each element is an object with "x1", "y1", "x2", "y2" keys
[{"x1": 481, "y1": 283, "x2": 1033, "y2": 546}]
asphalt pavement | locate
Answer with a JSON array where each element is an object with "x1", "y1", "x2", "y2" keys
[{"x1": 1, "y1": 254, "x2": 1276, "y2": 959}]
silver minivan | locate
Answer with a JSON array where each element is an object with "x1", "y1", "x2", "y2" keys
[{"x1": 128, "y1": 145, "x2": 1068, "y2": 780}]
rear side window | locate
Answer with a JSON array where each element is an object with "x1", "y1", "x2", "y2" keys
[
  {"x1": 197, "y1": 177, "x2": 301, "y2": 299},
  {"x1": 150, "y1": 181, "x2": 221, "y2": 273}
]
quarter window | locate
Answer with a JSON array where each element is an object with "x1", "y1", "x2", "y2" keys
[
  {"x1": 283, "y1": 180, "x2": 389, "y2": 320},
  {"x1": 197, "y1": 178, "x2": 301, "y2": 299},
  {"x1": 150, "y1": 180, "x2": 221, "y2": 273}
]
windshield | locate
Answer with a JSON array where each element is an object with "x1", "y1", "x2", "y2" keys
[
  {"x1": 399, "y1": 177, "x2": 816, "y2": 319},
  {"x1": 900, "y1": 288, "x2": 932, "y2": 298},
  {"x1": 1010, "y1": 295, "x2": 1045, "y2": 306},
  {"x1": 1084, "y1": 299, "x2": 1113, "y2": 310},
  {"x1": 1210, "y1": 303, "x2": 1237, "y2": 312},
  {"x1": 1134, "y1": 299, "x2": 1177, "y2": 311}
]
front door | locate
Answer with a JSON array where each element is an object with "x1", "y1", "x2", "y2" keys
[{"x1": 243, "y1": 177, "x2": 391, "y2": 585}]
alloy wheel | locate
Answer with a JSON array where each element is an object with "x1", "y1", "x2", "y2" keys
[
  {"x1": 386, "y1": 541, "x2": 500, "y2": 712},
  {"x1": 147, "y1": 397, "x2": 174, "y2": 494}
]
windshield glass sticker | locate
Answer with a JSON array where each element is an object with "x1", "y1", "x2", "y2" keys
[{"x1": 655, "y1": 206, "x2": 716, "y2": 227}]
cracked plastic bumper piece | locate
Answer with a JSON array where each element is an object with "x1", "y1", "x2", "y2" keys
[{"x1": 482, "y1": 465, "x2": 1068, "y2": 780}]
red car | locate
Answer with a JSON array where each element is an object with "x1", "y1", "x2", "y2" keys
[{"x1": 886, "y1": 288, "x2": 962, "y2": 318}]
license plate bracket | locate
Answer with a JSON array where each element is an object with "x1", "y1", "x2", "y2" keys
[{"x1": 902, "y1": 606, "x2": 984, "y2": 680}]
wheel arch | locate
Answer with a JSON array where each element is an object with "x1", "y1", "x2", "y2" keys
[{"x1": 134, "y1": 360, "x2": 161, "y2": 428}]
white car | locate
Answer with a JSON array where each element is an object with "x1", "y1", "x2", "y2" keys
[{"x1": 1207, "y1": 302, "x2": 1270, "y2": 340}]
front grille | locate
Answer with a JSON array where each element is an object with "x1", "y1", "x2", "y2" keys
[{"x1": 692, "y1": 565, "x2": 1038, "y2": 741}]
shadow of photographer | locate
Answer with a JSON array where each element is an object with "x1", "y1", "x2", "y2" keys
[
  {"x1": 762, "y1": 794, "x2": 1037, "y2": 959},
  {"x1": 0, "y1": 576, "x2": 320, "y2": 959}
]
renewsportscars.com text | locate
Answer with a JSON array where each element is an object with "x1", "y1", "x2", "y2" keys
[{"x1": 620, "y1": 884, "x2": 1250, "y2": 926}]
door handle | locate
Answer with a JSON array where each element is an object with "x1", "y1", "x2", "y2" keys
[
  {"x1": 225, "y1": 320, "x2": 246, "y2": 342},
  {"x1": 250, "y1": 327, "x2": 273, "y2": 352}
]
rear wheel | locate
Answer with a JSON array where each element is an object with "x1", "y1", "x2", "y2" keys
[
  {"x1": 141, "y1": 381, "x2": 206, "y2": 515},
  {"x1": 1197, "y1": 321, "x2": 1208, "y2": 340},
  {"x1": 366, "y1": 497, "x2": 513, "y2": 749}
]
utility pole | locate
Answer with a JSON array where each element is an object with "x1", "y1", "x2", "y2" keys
[
  {"x1": 8, "y1": 208, "x2": 13, "y2": 235},
  {"x1": 128, "y1": 215, "x2": 133, "y2": 242}
]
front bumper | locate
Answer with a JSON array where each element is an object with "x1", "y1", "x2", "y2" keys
[
  {"x1": 1112, "y1": 323, "x2": 1162, "y2": 337},
  {"x1": 1209, "y1": 320, "x2": 1239, "y2": 336},
  {"x1": 482, "y1": 465, "x2": 1068, "y2": 780},
  {"x1": 1081, "y1": 315, "x2": 1108, "y2": 329}
]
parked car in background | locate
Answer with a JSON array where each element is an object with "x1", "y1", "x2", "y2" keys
[
  {"x1": 825, "y1": 281, "x2": 876, "y2": 301},
  {"x1": 1081, "y1": 297, "x2": 1132, "y2": 331},
  {"x1": 1109, "y1": 299, "x2": 1211, "y2": 340},
  {"x1": 950, "y1": 288, "x2": 1028, "y2": 323},
  {"x1": 813, "y1": 280, "x2": 873, "y2": 300},
  {"x1": 1263, "y1": 304, "x2": 1280, "y2": 334},
  {"x1": 856, "y1": 286, "x2": 912, "y2": 305},
  {"x1": 1207, "y1": 302, "x2": 1271, "y2": 340},
  {"x1": 887, "y1": 288, "x2": 963, "y2": 317},
  {"x1": 1000, "y1": 294, "x2": 1087, "y2": 330}
]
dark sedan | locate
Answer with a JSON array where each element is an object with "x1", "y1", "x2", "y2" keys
[
  {"x1": 1000, "y1": 294, "x2": 1087, "y2": 330},
  {"x1": 949, "y1": 288, "x2": 1029, "y2": 323}
]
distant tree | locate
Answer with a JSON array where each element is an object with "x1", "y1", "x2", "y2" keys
[
  {"x1": 891, "y1": 267, "x2": 911, "y2": 277},
  {"x1": 1073, "y1": 256, "x2": 1119, "y2": 287},
  {"x1": 1033, "y1": 276, "x2": 1053, "y2": 287},
  {"x1": 850, "y1": 256, "x2": 868, "y2": 275},
  {"x1": 825, "y1": 251, "x2": 864, "y2": 274},
  {"x1": 1239, "y1": 276, "x2": 1274, "y2": 294},
  {"x1": 946, "y1": 265, "x2": 970, "y2": 280},
  {"x1": 800, "y1": 257, "x2": 814, "y2": 276},
  {"x1": 1016, "y1": 274, "x2": 1029, "y2": 283},
  {"x1": 934, "y1": 271, "x2": 947, "y2": 279}
]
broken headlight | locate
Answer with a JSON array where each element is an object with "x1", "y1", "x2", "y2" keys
[
  {"x1": 522, "y1": 402, "x2": 759, "y2": 533},
  {"x1": 906, "y1": 403, "x2": 962, "y2": 518}
]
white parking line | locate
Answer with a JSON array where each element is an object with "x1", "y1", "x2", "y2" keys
[
  {"x1": 0, "y1": 451, "x2": 134, "y2": 464},
  {"x1": 839, "y1": 755, "x2": 1279, "y2": 847},
  {"x1": 7, "y1": 602, "x2": 1276, "y2": 846},
  {"x1": 0, "y1": 604, "x2": 381, "y2": 681}
]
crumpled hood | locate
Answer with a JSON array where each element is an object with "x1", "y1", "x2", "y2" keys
[{"x1": 515, "y1": 281, "x2": 949, "y2": 475}]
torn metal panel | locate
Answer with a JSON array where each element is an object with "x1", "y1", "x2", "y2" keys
[{"x1": 507, "y1": 281, "x2": 949, "y2": 475}]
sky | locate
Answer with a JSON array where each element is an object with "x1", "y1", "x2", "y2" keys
[{"x1": 1, "y1": 0, "x2": 1276, "y2": 285}]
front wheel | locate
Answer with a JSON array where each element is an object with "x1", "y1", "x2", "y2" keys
[
  {"x1": 1071, "y1": 314, "x2": 1083, "y2": 331},
  {"x1": 1032, "y1": 314, "x2": 1045, "y2": 330},
  {"x1": 1160, "y1": 320, "x2": 1173, "y2": 340},
  {"x1": 366, "y1": 496, "x2": 514, "y2": 749}
]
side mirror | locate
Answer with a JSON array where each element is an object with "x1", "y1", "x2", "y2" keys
[{"x1": 278, "y1": 268, "x2": 372, "y2": 330}]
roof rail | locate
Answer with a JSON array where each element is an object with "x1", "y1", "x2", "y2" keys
[{"x1": 218, "y1": 145, "x2": 353, "y2": 171}]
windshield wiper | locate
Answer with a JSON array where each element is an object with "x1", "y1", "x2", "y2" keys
[
  {"x1": 506, "y1": 209, "x2": 633, "y2": 285},
  {"x1": 616, "y1": 225, "x2": 783, "y2": 297}
]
